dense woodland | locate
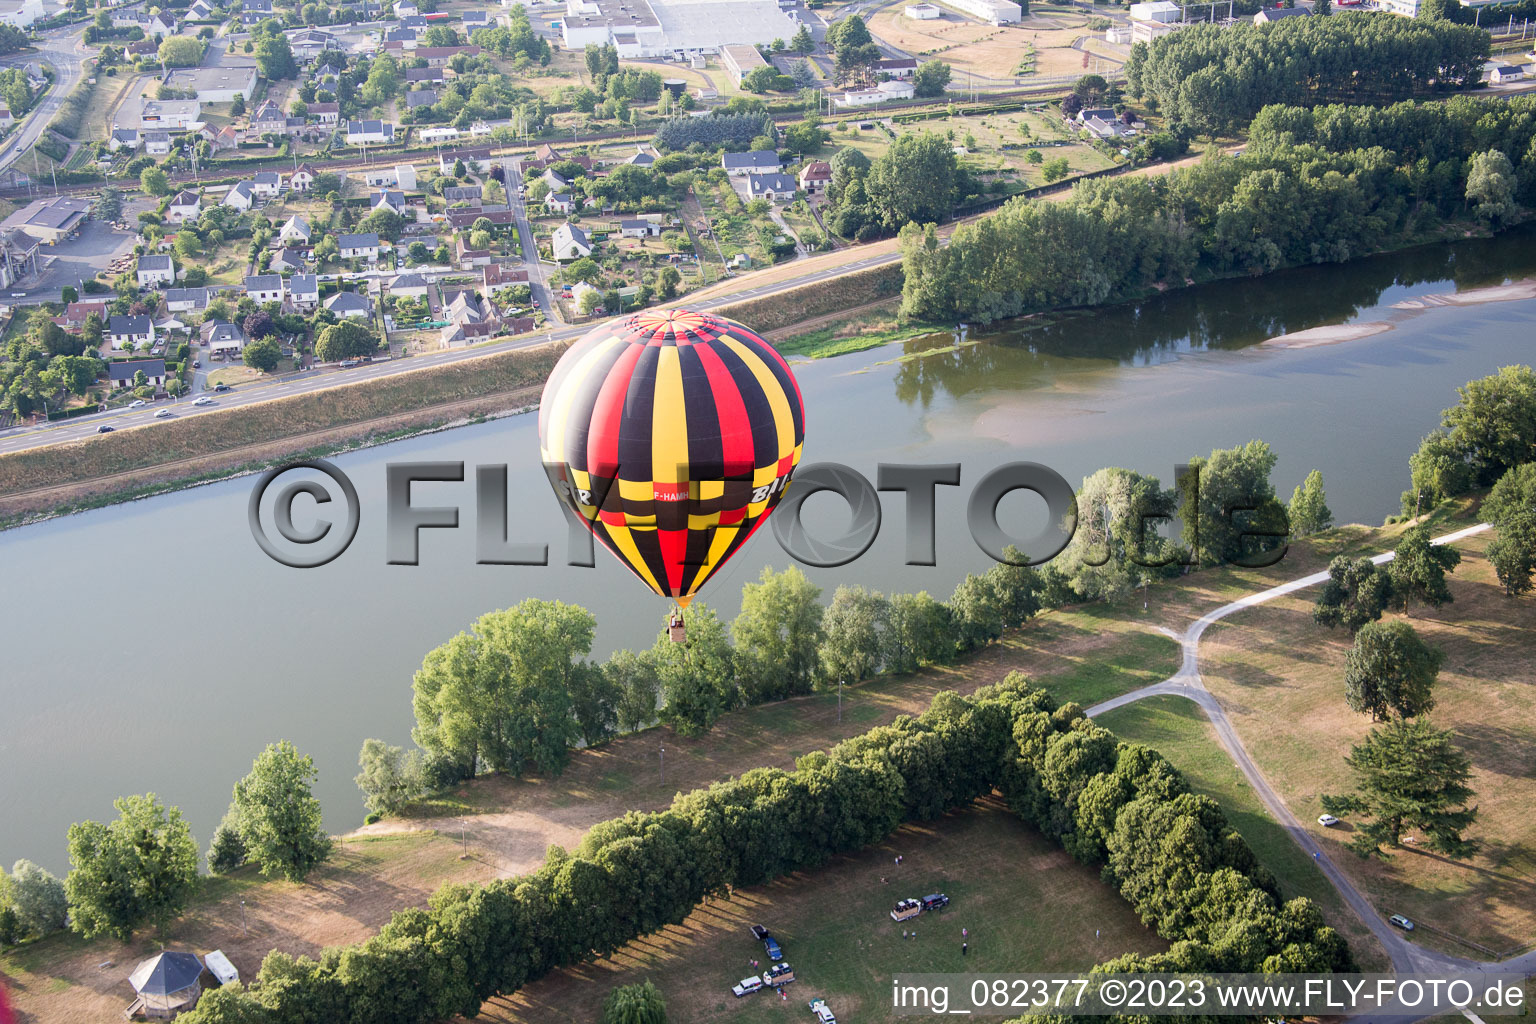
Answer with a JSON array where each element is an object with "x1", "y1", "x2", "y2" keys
[
  {"x1": 178, "y1": 678, "x2": 1352, "y2": 1024},
  {"x1": 900, "y1": 96, "x2": 1536, "y2": 324},
  {"x1": 1125, "y1": 14, "x2": 1490, "y2": 134}
]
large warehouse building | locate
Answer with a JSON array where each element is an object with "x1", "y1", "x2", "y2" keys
[
  {"x1": 559, "y1": 0, "x2": 800, "y2": 57},
  {"x1": 945, "y1": 0, "x2": 1020, "y2": 24}
]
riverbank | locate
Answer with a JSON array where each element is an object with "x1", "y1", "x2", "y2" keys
[{"x1": 1264, "y1": 275, "x2": 1536, "y2": 349}]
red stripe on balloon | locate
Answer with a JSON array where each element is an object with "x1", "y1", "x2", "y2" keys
[
  {"x1": 586, "y1": 340, "x2": 644, "y2": 479},
  {"x1": 693, "y1": 342, "x2": 756, "y2": 477}
]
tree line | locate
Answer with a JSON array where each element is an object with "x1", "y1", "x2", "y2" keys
[
  {"x1": 899, "y1": 96, "x2": 1536, "y2": 324},
  {"x1": 181, "y1": 676, "x2": 1352, "y2": 1023},
  {"x1": 1125, "y1": 13, "x2": 1490, "y2": 134}
]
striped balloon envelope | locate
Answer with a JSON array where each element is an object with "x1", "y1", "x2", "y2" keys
[{"x1": 538, "y1": 308, "x2": 805, "y2": 608}]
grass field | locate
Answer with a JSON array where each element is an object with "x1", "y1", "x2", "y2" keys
[
  {"x1": 866, "y1": 9, "x2": 1117, "y2": 79},
  {"x1": 475, "y1": 798, "x2": 1168, "y2": 1024},
  {"x1": 1197, "y1": 518, "x2": 1536, "y2": 959},
  {"x1": 1096, "y1": 696, "x2": 1392, "y2": 971}
]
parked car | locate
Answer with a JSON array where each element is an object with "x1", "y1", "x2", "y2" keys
[
  {"x1": 338, "y1": 360, "x2": 358, "y2": 368},
  {"x1": 192, "y1": 360, "x2": 200, "y2": 367},
  {"x1": 809, "y1": 998, "x2": 837, "y2": 1023},
  {"x1": 154, "y1": 408, "x2": 173, "y2": 418},
  {"x1": 732, "y1": 976, "x2": 764, "y2": 997},
  {"x1": 763, "y1": 962, "x2": 795, "y2": 987},
  {"x1": 891, "y1": 898, "x2": 921, "y2": 922},
  {"x1": 1318, "y1": 814, "x2": 1340, "y2": 827},
  {"x1": 763, "y1": 935, "x2": 783, "y2": 961},
  {"x1": 213, "y1": 384, "x2": 232, "y2": 392},
  {"x1": 128, "y1": 399, "x2": 146, "y2": 408},
  {"x1": 750, "y1": 924, "x2": 769, "y2": 941},
  {"x1": 1388, "y1": 914, "x2": 1414, "y2": 931},
  {"x1": 96, "y1": 425, "x2": 114, "y2": 433},
  {"x1": 193, "y1": 396, "x2": 213, "y2": 406},
  {"x1": 921, "y1": 893, "x2": 950, "y2": 912}
]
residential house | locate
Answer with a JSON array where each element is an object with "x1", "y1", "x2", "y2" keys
[
  {"x1": 314, "y1": 63, "x2": 341, "y2": 81},
  {"x1": 389, "y1": 272, "x2": 431, "y2": 298},
  {"x1": 722, "y1": 151, "x2": 781, "y2": 176},
  {"x1": 279, "y1": 215, "x2": 311, "y2": 244},
  {"x1": 469, "y1": 120, "x2": 492, "y2": 137},
  {"x1": 362, "y1": 166, "x2": 399, "y2": 187},
  {"x1": 370, "y1": 190, "x2": 407, "y2": 216},
  {"x1": 545, "y1": 192, "x2": 576, "y2": 214},
  {"x1": 406, "y1": 66, "x2": 445, "y2": 85},
  {"x1": 188, "y1": 0, "x2": 214, "y2": 18},
  {"x1": 270, "y1": 248, "x2": 308, "y2": 273},
  {"x1": 798, "y1": 160, "x2": 831, "y2": 194},
  {"x1": 165, "y1": 287, "x2": 215, "y2": 313},
  {"x1": 290, "y1": 164, "x2": 320, "y2": 191},
  {"x1": 455, "y1": 236, "x2": 493, "y2": 269},
  {"x1": 324, "y1": 290, "x2": 372, "y2": 318},
  {"x1": 136, "y1": 254, "x2": 176, "y2": 288},
  {"x1": 461, "y1": 9, "x2": 493, "y2": 29},
  {"x1": 109, "y1": 358, "x2": 166, "y2": 389},
  {"x1": 250, "y1": 102, "x2": 288, "y2": 134},
  {"x1": 875, "y1": 57, "x2": 917, "y2": 79},
  {"x1": 397, "y1": 0, "x2": 419, "y2": 13},
  {"x1": 242, "y1": 0, "x2": 273, "y2": 23},
  {"x1": 406, "y1": 88, "x2": 438, "y2": 109},
  {"x1": 416, "y1": 46, "x2": 481, "y2": 66},
  {"x1": 112, "y1": 8, "x2": 175, "y2": 34},
  {"x1": 338, "y1": 232, "x2": 382, "y2": 260},
  {"x1": 440, "y1": 290, "x2": 501, "y2": 345},
  {"x1": 443, "y1": 184, "x2": 482, "y2": 203},
  {"x1": 1080, "y1": 113, "x2": 1125, "y2": 139},
  {"x1": 747, "y1": 172, "x2": 797, "y2": 202},
  {"x1": 244, "y1": 274, "x2": 285, "y2": 304},
  {"x1": 308, "y1": 102, "x2": 340, "y2": 125},
  {"x1": 541, "y1": 167, "x2": 570, "y2": 192},
  {"x1": 252, "y1": 171, "x2": 284, "y2": 199},
  {"x1": 346, "y1": 120, "x2": 394, "y2": 144},
  {"x1": 551, "y1": 222, "x2": 591, "y2": 261},
  {"x1": 288, "y1": 274, "x2": 320, "y2": 309},
  {"x1": 167, "y1": 190, "x2": 202, "y2": 223},
  {"x1": 619, "y1": 219, "x2": 659, "y2": 238},
  {"x1": 482, "y1": 264, "x2": 528, "y2": 289},
  {"x1": 420, "y1": 126, "x2": 459, "y2": 143},
  {"x1": 289, "y1": 28, "x2": 336, "y2": 59},
  {"x1": 1486, "y1": 62, "x2": 1535, "y2": 84},
  {"x1": 440, "y1": 147, "x2": 493, "y2": 174},
  {"x1": 446, "y1": 206, "x2": 513, "y2": 229},
  {"x1": 625, "y1": 148, "x2": 655, "y2": 168},
  {"x1": 144, "y1": 131, "x2": 172, "y2": 155},
  {"x1": 383, "y1": 26, "x2": 419, "y2": 46},
  {"x1": 108, "y1": 315, "x2": 155, "y2": 350},
  {"x1": 109, "y1": 127, "x2": 141, "y2": 152},
  {"x1": 224, "y1": 180, "x2": 255, "y2": 210},
  {"x1": 202, "y1": 320, "x2": 246, "y2": 355},
  {"x1": 61, "y1": 300, "x2": 109, "y2": 328}
]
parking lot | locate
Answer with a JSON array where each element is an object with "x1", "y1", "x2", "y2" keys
[{"x1": 13, "y1": 219, "x2": 138, "y2": 297}]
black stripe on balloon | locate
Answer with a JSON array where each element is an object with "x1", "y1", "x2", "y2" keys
[
  {"x1": 616, "y1": 342, "x2": 660, "y2": 483},
  {"x1": 741, "y1": 336, "x2": 805, "y2": 447},
  {"x1": 563, "y1": 337, "x2": 630, "y2": 472},
  {"x1": 712, "y1": 340, "x2": 779, "y2": 473},
  {"x1": 677, "y1": 342, "x2": 725, "y2": 481}
]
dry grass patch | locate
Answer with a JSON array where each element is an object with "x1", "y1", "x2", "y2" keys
[{"x1": 1199, "y1": 524, "x2": 1536, "y2": 958}]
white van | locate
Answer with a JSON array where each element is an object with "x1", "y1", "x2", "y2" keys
[{"x1": 732, "y1": 976, "x2": 764, "y2": 997}]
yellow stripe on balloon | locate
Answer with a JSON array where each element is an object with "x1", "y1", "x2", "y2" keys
[
  {"x1": 721, "y1": 337, "x2": 795, "y2": 462},
  {"x1": 681, "y1": 525, "x2": 740, "y2": 601},
  {"x1": 544, "y1": 336, "x2": 622, "y2": 465},
  {"x1": 651, "y1": 344, "x2": 689, "y2": 485},
  {"x1": 603, "y1": 523, "x2": 666, "y2": 597}
]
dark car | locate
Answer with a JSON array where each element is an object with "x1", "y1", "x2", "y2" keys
[
  {"x1": 96, "y1": 425, "x2": 114, "y2": 433},
  {"x1": 192, "y1": 360, "x2": 200, "y2": 368},
  {"x1": 214, "y1": 384, "x2": 232, "y2": 392},
  {"x1": 763, "y1": 935, "x2": 783, "y2": 961},
  {"x1": 921, "y1": 893, "x2": 950, "y2": 912},
  {"x1": 750, "y1": 924, "x2": 769, "y2": 941}
]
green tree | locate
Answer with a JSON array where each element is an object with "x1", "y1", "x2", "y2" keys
[
  {"x1": 864, "y1": 131, "x2": 960, "y2": 232},
  {"x1": 1323, "y1": 718, "x2": 1477, "y2": 859},
  {"x1": 7, "y1": 860, "x2": 67, "y2": 939},
  {"x1": 948, "y1": 572, "x2": 1005, "y2": 652},
  {"x1": 652, "y1": 602, "x2": 734, "y2": 736},
  {"x1": 231, "y1": 93, "x2": 246, "y2": 116},
  {"x1": 740, "y1": 65, "x2": 780, "y2": 93},
  {"x1": 1177, "y1": 440, "x2": 1286, "y2": 567},
  {"x1": 412, "y1": 600, "x2": 593, "y2": 775},
  {"x1": 1041, "y1": 156, "x2": 1070, "y2": 182},
  {"x1": 783, "y1": 117, "x2": 826, "y2": 155},
  {"x1": 1481, "y1": 463, "x2": 1536, "y2": 528},
  {"x1": 140, "y1": 166, "x2": 170, "y2": 196},
  {"x1": 231, "y1": 741, "x2": 332, "y2": 881},
  {"x1": 1485, "y1": 514, "x2": 1536, "y2": 597},
  {"x1": 567, "y1": 660, "x2": 622, "y2": 746},
  {"x1": 157, "y1": 35, "x2": 204, "y2": 67},
  {"x1": 255, "y1": 31, "x2": 298, "y2": 80},
  {"x1": 1287, "y1": 469, "x2": 1333, "y2": 537},
  {"x1": 1344, "y1": 620, "x2": 1442, "y2": 721},
  {"x1": 243, "y1": 336, "x2": 281, "y2": 372},
  {"x1": 791, "y1": 23, "x2": 814, "y2": 54},
  {"x1": 606, "y1": 649, "x2": 661, "y2": 733},
  {"x1": 64, "y1": 794, "x2": 199, "y2": 940},
  {"x1": 1465, "y1": 149, "x2": 1516, "y2": 226},
  {"x1": 885, "y1": 590, "x2": 954, "y2": 672},
  {"x1": 732, "y1": 565, "x2": 824, "y2": 702},
  {"x1": 1387, "y1": 523, "x2": 1460, "y2": 616},
  {"x1": 604, "y1": 979, "x2": 667, "y2": 1024},
  {"x1": 913, "y1": 59, "x2": 951, "y2": 98},
  {"x1": 657, "y1": 265, "x2": 681, "y2": 299},
  {"x1": 1058, "y1": 467, "x2": 1177, "y2": 601},
  {"x1": 1313, "y1": 555, "x2": 1393, "y2": 632},
  {"x1": 355, "y1": 738, "x2": 425, "y2": 816},
  {"x1": 314, "y1": 320, "x2": 377, "y2": 362},
  {"x1": 818, "y1": 584, "x2": 889, "y2": 685},
  {"x1": 206, "y1": 811, "x2": 248, "y2": 874}
]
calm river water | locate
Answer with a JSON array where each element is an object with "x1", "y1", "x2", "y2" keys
[{"x1": 4, "y1": 228, "x2": 1536, "y2": 872}]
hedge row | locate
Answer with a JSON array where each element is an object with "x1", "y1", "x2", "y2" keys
[{"x1": 181, "y1": 677, "x2": 1351, "y2": 1023}]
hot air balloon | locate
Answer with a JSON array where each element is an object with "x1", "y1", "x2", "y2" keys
[{"x1": 539, "y1": 309, "x2": 805, "y2": 639}]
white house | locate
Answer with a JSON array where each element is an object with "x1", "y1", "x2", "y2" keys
[
  {"x1": 389, "y1": 272, "x2": 431, "y2": 298},
  {"x1": 440, "y1": 147, "x2": 493, "y2": 174},
  {"x1": 108, "y1": 358, "x2": 166, "y2": 390},
  {"x1": 165, "y1": 287, "x2": 214, "y2": 313},
  {"x1": 167, "y1": 190, "x2": 202, "y2": 223},
  {"x1": 288, "y1": 274, "x2": 320, "y2": 309},
  {"x1": 904, "y1": 2, "x2": 941, "y2": 16},
  {"x1": 270, "y1": 248, "x2": 307, "y2": 273},
  {"x1": 136, "y1": 254, "x2": 176, "y2": 288},
  {"x1": 324, "y1": 290, "x2": 372, "y2": 318},
  {"x1": 338, "y1": 232, "x2": 382, "y2": 260},
  {"x1": 747, "y1": 172, "x2": 797, "y2": 202},
  {"x1": 202, "y1": 320, "x2": 246, "y2": 355},
  {"x1": 108, "y1": 314, "x2": 155, "y2": 350},
  {"x1": 420, "y1": 126, "x2": 459, "y2": 143},
  {"x1": 252, "y1": 171, "x2": 283, "y2": 199},
  {"x1": 224, "y1": 180, "x2": 255, "y2": 210},
  {"x1": 546, "y1": 192, "x2": 577, "y2": 214},
  {"x1": 144, "y1": 130, "x2": 172, "y2": 155},
  {"x1": 551, "y1": 222, "x2": 591, "y2": 261},
  {"x1": 345, "y1": 120, "x2": 394, "y2": 144},
  {"x1": 619, "y1": 219, "x2": 660, "y2": 238},
  {"x1": 722, "y1": 151, "x2": 780, "y2": 176},
  {"x1": 370, "y1": 190, "x2": 407, "y2": 216},
  {"x1": 244, "y1": 274, "x2": 285, "y2": 304},
  {"x1": 109, "y1": 127, "x2": 140, "y2": 152},
  {"x1": 290, "y1": 164, "x2": 319, "y2": 191},
  {"x1": 280, "y1": 215, "x2": 311, "y2": 243}
]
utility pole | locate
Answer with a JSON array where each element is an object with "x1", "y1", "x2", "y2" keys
[
  {"x1": 837, "y1": 679, "x2": 844, "y2": 724},
  {"x1": 659, "y1": 744, "x2": 665, "y2": 785},
  {"x1": 240, "y1": 900, "x2": 247, "y2": 935}
]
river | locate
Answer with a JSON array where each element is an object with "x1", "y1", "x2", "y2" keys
[{"x1": 4, "y1": 228, "x2": 1535, "y2": 874}]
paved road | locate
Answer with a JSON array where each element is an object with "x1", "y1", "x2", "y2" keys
[
  {"x1": 504, "y1": 156, "x2": 562, "y2": 325},
  {"x1": 1083, "y1": 523, "x2": 1536, "y2": 1022},
  {"x1": 0, "y1": 25, "x2": 87, "y2": 180}
]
